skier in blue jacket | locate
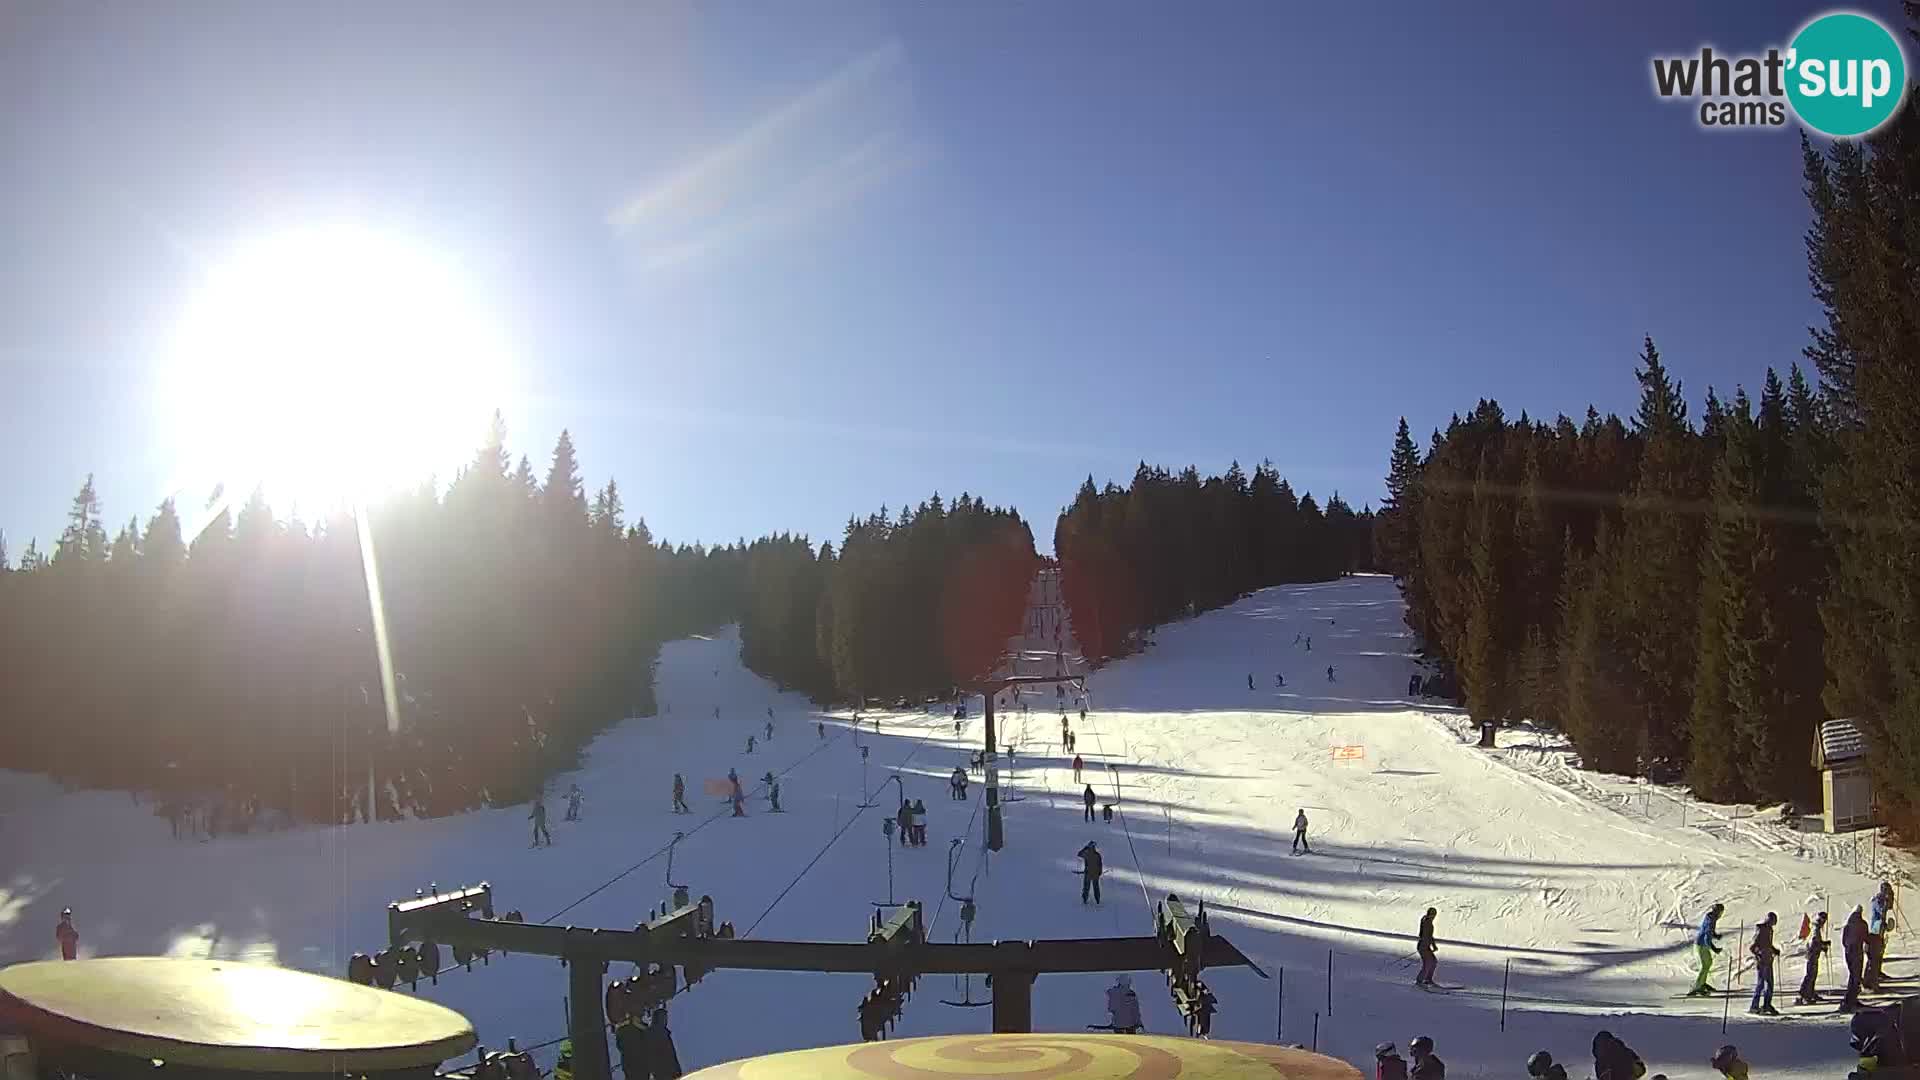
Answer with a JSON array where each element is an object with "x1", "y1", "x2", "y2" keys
[{"x1": 1689, "y1": 903, "x2": 1726, "y2": 996}]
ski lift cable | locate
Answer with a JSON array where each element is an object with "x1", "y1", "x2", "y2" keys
[
  {"x1": 1080, "y1": 711, "x2": 1154, "y2": 928},
  {"x1": 541, "y1": 716, "x2": 857, "y2": 925},
  {"x1": 926, "y1": 782, "x2": 988, "y2": 939},
  {"x1": 743, "y1": 712, "x2": 951, "y2": 937}
]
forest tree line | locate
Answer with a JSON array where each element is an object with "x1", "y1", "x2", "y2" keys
[
  {"x1": 1378, "y1": 113, "x2": 1920, "y2": 831},
  {"x1": 1054, "y1": 461, "x2": 1376, "y2": 663}
]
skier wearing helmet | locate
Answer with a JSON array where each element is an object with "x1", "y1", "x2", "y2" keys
[
  {"x1": 1374, "y1": 1043, "x2": 1407, "y2": 1080},
  {"x1": 1408, "y1": 1036, "x2": 1445, "y2": 1080},
  {"x1": 55, "y1": 908, "x2": 78, "y2": 960}
]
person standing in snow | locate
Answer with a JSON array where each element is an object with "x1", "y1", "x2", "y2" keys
[
  {"x1": 1408, "y1": 1036, "x2": 1444, "y2": 1080},
  {"x1": 1374, "y1": 1043, "x2": 1408, "y2": 1080},
  {"x1": 1104, "y1": 974, "x2": 1142, "y2": 1033},
  {"x1": 528, "y1": 799, "x2": 553, "y2": 847},
  {"x1": 1072, "y1": 754, "x2": 1084, "y2": 783},
  {"x1": 1797, "y1": 911, "x2": 1829, "y2": 1006},
  {"x1": 1078, "y1": 841, "x2": 1104, "y2": 905},
  {"x1": 55, "y1": 909, "x2": 78, "y2": 961},
  {"x1": 911, "y1": 799, "x2": 928, "y2": 845},
  {"x1": 1292, "y1": 809, "x2": 1311, "y2": 854},
  {"x1": 951, "y1": 767, "x2": 967, "y2": 801},
  {"x1": 1749, "y1": 911, "x2": 1780, "y2": 1015},
  {"x1": 1691, "y1": 903, "x2": 1725, "y2": 996},
  {"x1": 1415, "y1": 908, "x2": 1439, "y2": 986},
  {"x1": 1842, "y1": 905, "x2": 1868, "y2": 1009},
  {"x1": 672, "y1": 774, "x2": 690, "y2": 814},
  {"x1": 1327, "y1": 665, "x2": 1336, "y2": 682},
  {"x1": 1248, "y1": 673, "x2": 1255, "y2": 691},
  {"x1": 818, "y1": 720, "x2": 826, "y2": 739},
  {"x1": 1080, "y1": 704, "x2": 1087, "y2": 723},
  {"x1": 565, "y1": 784, "x2": 584, "y2": 822},
  {"x1": 1866, "y1": 882, "x2": 1894, "y2": 987},
  {"x1": 745, "y1": 734, "x2": 755, "y2": 754},
  {"x1": 769, "y1": 781, "x2": 782, "y2": 813},
  {"x1": 897, "y1": 802, "x2": 914, "y2": 847},
  {"x1": 731, "y1": 789, "x2": 747, "y2": 817},
  {"x1": 1083, "y1": 784, "x2": 1097, "y2": 823},
  {"x1": 765, "y1": 719, "x2": 774, "y2": 741}
]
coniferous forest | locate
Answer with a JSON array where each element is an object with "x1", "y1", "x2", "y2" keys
[
  {"x1": 1055, "y1": 462, "x2": 1375, "y2": 663},
  {"x1": 1381, "y1": 114, "x2": 1920, "y2": 831},
  {"x1": 0, "y1": 413, "x2": 1041, "y2": 829}
]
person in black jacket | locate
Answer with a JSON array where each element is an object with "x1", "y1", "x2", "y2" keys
[
  {"x1": 1749, "y1": 912, "x2": 1781, "y2": 1015},
  {"x1": 1590, "y1": 1030, "x2": 1644, "y2": 1080},
  {"x1": 1408, "y1": 1036, "x2": 1444, "y2": 1080},
  {"x1": 1083, "y1": 784, "x2": 1098, "y2": 823},
  {"x1": 1415, "y1": 908, "x2": 1439, "y2": 987},
  {"x1": 1078, "y1": 842, "x2": 1104, "y2": 905},
  {"x1": 1842, "y1": 905, "x2": 1869, "y2": 1011}
]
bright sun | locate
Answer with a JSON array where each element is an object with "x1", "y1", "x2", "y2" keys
[{"x1": 163, "y1": 224, "x2": 518, "y2": 515}]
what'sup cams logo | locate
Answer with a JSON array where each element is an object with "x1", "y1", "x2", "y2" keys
[{"x1": 1653, "y1": 11, "x2": 1908, "y2": 136}]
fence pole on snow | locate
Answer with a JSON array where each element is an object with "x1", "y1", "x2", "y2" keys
[
  {"x1": 1327, "y1": 948, "x2": 1334, "y2": 1016},
  {"x1": 1276, "y1": 967, "x2": 1284, "y2": 1040},
  {"x1": 1501, "y1": 958, "x2": 1510, "y2": 1031},
  {"x1": 1722, "y1": 967, "x2": 1732, "y2": 1033},
  {"x1": 1312, "y1": 1012, "x2": 1319, "y2": 1053}
]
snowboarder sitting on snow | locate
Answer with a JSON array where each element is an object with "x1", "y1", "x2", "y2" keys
[
  {"x1": 1078, "y1": 842, "x2": 1104, "y2": 905},
  {"x1": 1083, "y1": 784, "x2": 1097, "y2": 822},
  {"x1": 1105, "y1": 974, "x2": 1142, "y2": 1033},
  {"x1": 1415, "y1": 908, "x2": 1439, "y2": 986},
  {"x1": 1408, "y1": 1036, "x2": 1444, "y2": 1080},
  {"x1": 1690, "y1": 902, "x2": 1725, "y2": 995},
  {"x1": 55, "y1": 909, "x2": 78, "y2": 961},
  {"x1": 1292, "y1": 809, "x2": 1311, "y2": 854},
  {"x1": 529, "y1": 799, "x2": 553, "y2": 846},
  {"x1": 1798, "y1": 910, "x2": 1830, "y2": 1005},
  {"x1": 1374, "y1": 1043, "x2": 1408, "y2": 1080},
  {"x1": 1590, "y1": 1031, "x2": 1644, "y2": 1080}
]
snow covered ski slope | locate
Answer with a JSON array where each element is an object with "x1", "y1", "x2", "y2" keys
[{"x1": 0, "y1": 574, "x2": 1901, "y2": 1079}]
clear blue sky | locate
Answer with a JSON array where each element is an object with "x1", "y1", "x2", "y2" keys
[{"x1": 0, "y1": 1, "x2": 1874, "y2": 556}]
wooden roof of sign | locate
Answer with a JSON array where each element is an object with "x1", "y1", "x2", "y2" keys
[
  {"x1": 681, "y1": 1034, "x2": 1363, "y2": 1080},
  {"x1": 1813, "y1": 718, "x2": 1868, "y2": 768},
  {"x1": 0, "y1": 957, "x2": 475, "y2": 1073}
]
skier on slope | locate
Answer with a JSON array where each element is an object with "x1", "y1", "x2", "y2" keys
[
  {"x1": 1749, "y1": 911, "x2": 1781, "y2": 1015},
  {"x1": 1866, "y1": 881, "x2": 1894, "y2": 987},
  {"x1": 1292, "y1": 809, "x2": 1311, "y2": 854},
  {"x1": 1841, "y1": 905, "x2": 1868, "y2": 1010},
  {"x1": 1327, "y1": 665, "x2": 1336, "y2": 682},
  {"x1": 1104, "y1": 974, "x2": 1142, "y2": 1033},
  {"x1": 769, "y1": 781, "x2": 782, "y2": 813},
  {"x1": 1248, "y1": 673, "x2": 1256, "y2": 691},
  {"x1": 1415, "y1": 908, "x2": 1439, "y2": 986},
  {"x1": 746, "y1": 735, "x2": 755, "y2": 754},
  {"x1": 1078, "y1": 842, "x2": 1104, "y2": 905},
  {"x1": 1690, "y1": 902, "x2": 1726, "y2": 996},
  {"x1": 765, "y1": 720, "x2": 774, "y2": 741},
  {"x1": 1083, "y1": 784, "x2": 1098, "y2": 823},
  {"x1": 672, "y1": 774, "x2": 690, "y2": 814},
  {"x1": 1072, "y1": 754, "x2": 1084, "y2": 783},
  {"x1": 55, "y1": 909, "x2": 78, "y2": 961},
  {"x1": 1798, "y1": 911, "x2": 1830, "y2": 1006},
  {"x1": 818, "y1": 720, "x2": 826, "y2": 739},
  {"x1": 528, "y1": 798, "x2": 553, "y2": 847}
]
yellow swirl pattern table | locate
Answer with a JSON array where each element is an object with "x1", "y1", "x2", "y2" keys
[{"x1": 685, "y1": 1034, "x2": 1361, "y2": 1080}]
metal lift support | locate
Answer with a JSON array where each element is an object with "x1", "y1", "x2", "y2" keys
[
  {"x1": 386, "y1": 885, "x2": 1265, "y2": 1080},
  {"x1": 971, "y1": 673, "x2": 1086, "y2": 850}
]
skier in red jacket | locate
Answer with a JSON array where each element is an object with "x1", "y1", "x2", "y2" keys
[{"x1": 56, "y1": 908, "x2": 78, "y2": 960}]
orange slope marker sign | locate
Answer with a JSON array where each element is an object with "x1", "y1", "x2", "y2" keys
[{"x1": 1331, "y1": 745, "x2": 1365, "y2": 761}]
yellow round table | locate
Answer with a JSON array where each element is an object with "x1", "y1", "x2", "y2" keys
[
  {"x1": 684, "y1": 1034, "x2": 1362, "y2": 1080},
  {"x1": 0, "y1": 957, "x2": 476, "y2": 1074}
]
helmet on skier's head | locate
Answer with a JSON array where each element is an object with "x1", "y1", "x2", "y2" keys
[
  {"x1": 1710, "y1": 1046, "x2": 1739, "y2": 1073},
  {"x1": 1116, "y1": 974, "x2": 1131, "y2": 989},
  {"x1": 1409, "y1": 1036, "x2": 1433, "y2": 1056},
  {"x1": 1527, "y1": 1051, "x2": 1554, "y2": 1076},
  {"x1": 1375, "y1": 1044, "x2": 1397, "y2": 1058}
]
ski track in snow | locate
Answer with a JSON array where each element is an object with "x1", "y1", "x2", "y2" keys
[{"x1": 0, "y1": 574, "x2": 1906, "y2": 1080}]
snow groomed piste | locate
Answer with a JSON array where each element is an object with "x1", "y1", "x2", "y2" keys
[{"x1": 0, "y1": 574, "x2": 1902, "y2": 1079}]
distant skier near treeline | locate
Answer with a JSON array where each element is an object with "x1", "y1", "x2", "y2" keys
[
  {"x1": 1690, "y1": 903, "x2": 1725, "y2": 996},
  {"x1": 1415, "y1": 908, "x2": 1439, "y2": 986}
]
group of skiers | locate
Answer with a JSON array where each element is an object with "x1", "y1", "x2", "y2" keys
[
  {"x1": 896, "y1": 799, "x2": 929, "y2": 846},
  {"x1": 1689, "y1": 881, "x2": 1898, "y2": 1014},
  {"x1": 1372, "y1": 1035, "x2": 1444, "y2": 1080}
]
